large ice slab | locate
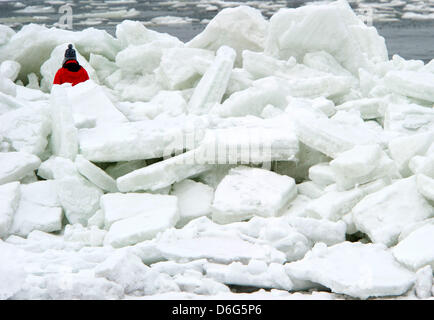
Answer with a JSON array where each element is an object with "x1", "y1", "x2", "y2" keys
[
  {"x1": 50, "y1": 85, "x2": 78, "y2": 160},
  {"x1": 56, "y1": 176, "x2": 103, "y2": 225},
  {"x1": 384, "y1": 70, "x2": 434, "y2": 102},
  {"x1": 20, "y1": 180, "x2": 59, "y2": 207},
  {"x1": 37, "y1": 156, "x2": 80, "y2": 180},
  {"x1": 335, "y1": 98, "x2": 386, "y2": 120},
  {"x1": 330, "y1": 144, "x2": 398, "y2": 190},
  {"x1": 40, "y1": 43, "x2": 98, "y2": 92},
  {"x1": 117, "y1": 150, "x2": 212, "y2": 192},
  {"x1": 265, "y1": 0, "x2": 387, "y2": 75},
  {"x1": 196, "y1": 122, "x2": 299, "y2": 164},
  {"x1": 104, "y1": 194, "x2": 179, "y2": 248},
  {"x1": 188, "y1": 46, "x2": 236, "y2": 115},
  {"x1": 78, "y1": 115, "x2": 208, "y2": 162},
  {"x1": 65, "y1": 80, "x2": 128, "y2": 127},
  {"x1": 304, "y1": 188, "x2": 364, "y2": 221},
  {"x1": 187, "y1": 6, "x2": 268, "y2": 66},
  {"x1": 286, "y1": 217, "x2": 346, "y2": 246},
  {"x1": 384, "y1": 103, "x2": 434, "y2": 135},
  {"x1": 0, "y1": 152, "x2": 41, "y2": 185},
  {"x1": 0, "y1": 105, "x2": 51, "y2": 156},
  {"x1": 286, "y1": 242, "x2": 415, "y2": 299},
  {"x1": 212, "y1": 166, "x2": 297, "y2": 224},
  {"x1": 353, "y1": 176, "x2": 434, "y2": 247},
  {"x1": 116, "y1": 91, "x2": 187, "y2": 121},
  {"x1": 156, "y1": 47, "x2": 214, "y2": 90},
  {"x1": 388, "y1": 131, "x2": 434, "y2": 177},
  {"x1": 0, "y1": 182, "x2": 20, "y2": 238},
  {"x1": 242, "y1": 50, "x2": 296, "y2": 79},
  {"x1": 100, "y1": 192, "x2": 178, "y2": 228},
  {"x1": 157, "y1": 235, "x2": 284, "y2": 265},
  {"x1": 115, "y1": 19, "x2": 180, "y2": 49},
  {"x1": 9, "y1": 200, "x2": 62, "y2": 237},
  {"x1": 75, "y1": 155, "x2": 117, "y2": 193},
  {"x1": 291, "y1": 109, "x2": 384, "y2": 158},
  {"x1": 392, "y1": 223, "x2": 434, "y2": 271},
  {"x1": 205, "y1": 260, "x2": 293, "y2": 291},
  {"x1": 171, "y1": 179, "x2": 214, "y2": 227}
]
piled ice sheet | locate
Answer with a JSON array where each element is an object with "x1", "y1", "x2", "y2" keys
[
  {"x1": 212, "y1": 166, "x2": 297, "y2": 224},
  {"x1": 285, "y1": 242, "x2": 415, "y2": 299},
  {"x1": 0, "y1": 0, "x2": 433, "y2": 300}
]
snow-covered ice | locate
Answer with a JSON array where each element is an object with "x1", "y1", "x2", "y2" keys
[
  {"x1": 0, "y1": 152, "x2": 41, "y2": 184},
  {"x1": 285, "y1": 242, "x2": 415, "y2": 299},
  {"x1": 0, "y1": 0, "x2": 433, "y2": 300},
  {"x1": 353, "y1": 176, "x2": 434, "y2": 247}
]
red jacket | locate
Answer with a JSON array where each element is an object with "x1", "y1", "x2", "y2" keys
[{"x1": 53, "y1": 60, "x2": 89, "y2": 86}]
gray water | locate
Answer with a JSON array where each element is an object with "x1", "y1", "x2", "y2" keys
[{"x1": 0, "y1": 0, "x2": 433, "y2": 63}]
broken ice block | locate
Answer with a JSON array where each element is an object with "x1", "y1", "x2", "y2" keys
[
  {"x1": 285, "y1": 242, "x2": 415, "y2": 299},
  {"x1": 100, "y1": 192, "x2": 178, "y2": 228},
  {"x1": 66, "y1": 80, "x2": 128, "y2": 127},
  {"x1": 0, "y1": 182, "x2": 20, "y2": 238},
  {"x1": 117, "y1": 150, "x2": 212, "y2": 192},
  {"x1": 212, "y1": 166, "x2": 297, "y2": 224},
  {"x1": 384, "y1": 70, "x2": 434, "y2": 102},
  {"x1": 78, "y1": 115, "x2": 208, "y2": 162},
  {"x1": 171, "y1": 179, "x2": 214, "y2": 227},
  {"x1": 187, "y1": 6, "x2": 268, "y2": 66},
  {"x1": 291, "y1": 109, "x2": 383, "y2": 158},
  {"x1": 388, "y1": 131, "x2": 434, "y2": 177},
  {"x1": 50, "y1": 84, "x2": 78, "y2": 160},
  {"x1": 104, "y1": 194, "x2": 179, "y2": 248},
  {"x1": 0, "y1": 152, "x2": 41, "y2": 185},
  {"x1": 330, "y1": 144, "x2": 397, "y2": 190},
  {"x1": 392, "y1": 223, "x2": 434, "y2": 271},
  {"x1": 0, "y1": 105, "x2": 51, "y2": 156},
  {"x1": 188, "y1": 46, "x2": 236, "y2": 115},
  {"x1": 353, "y1": 176, "x2": 434, "y2": 247},
  {"x1": 56, "y1": 176, "x2": 103, "y2": 225},
  {"x1": 9, "y1": 200, "x2": 62, "y2": 237},
  {"x1": 75, "y1": 155, "x2": 118, "y2": 193}
]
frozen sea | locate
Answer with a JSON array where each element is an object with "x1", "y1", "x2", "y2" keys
[{"x1": 0, "y1": 0, "x2": 433, "y2": 62}]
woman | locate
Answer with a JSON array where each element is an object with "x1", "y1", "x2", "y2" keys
[{"x1": 53, "y1": 44, "x2": 89, "y2": 86}]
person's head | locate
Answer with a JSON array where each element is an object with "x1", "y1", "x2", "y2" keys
[{"x1": 63, "y1": 44, "x2": 77, "y2": 65}]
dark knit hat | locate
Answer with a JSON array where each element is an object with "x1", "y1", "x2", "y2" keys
[{"x1": 63, "y1": 44, "x2": 77, "y2": 64}]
